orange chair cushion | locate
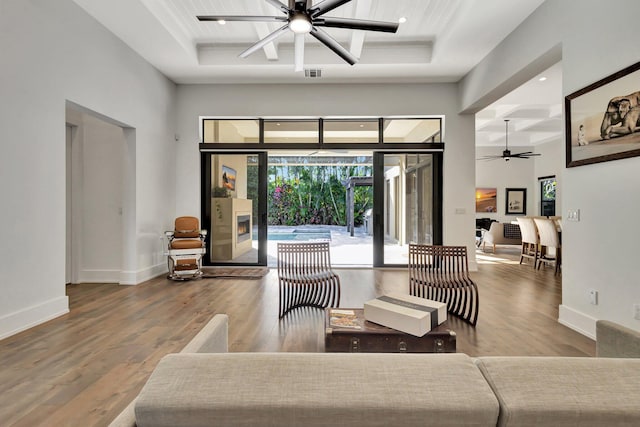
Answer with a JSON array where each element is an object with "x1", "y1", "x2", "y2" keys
[
  {"x1": 174, "y1": 216, "x2": 200, "y2": 238},
  {"x1": 171, "y1": 239, "x2": 203, "y2": 250},
  {"x1": 175, "y1": 259, "x2": 198, "y2": 270}
]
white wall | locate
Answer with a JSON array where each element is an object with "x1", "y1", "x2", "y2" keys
[
  {"x1": 0, "y1": 0, "x2": 177, "y2": 339},
  {"x1": 175, "y1": 84, "x2": 478, "y2": 266},
  {"x1": 461, "y1": 0, "x2": 640, "y2": 336},
  {"x1": 476, "y1": 146, "x2": 535, "y2": 223}
]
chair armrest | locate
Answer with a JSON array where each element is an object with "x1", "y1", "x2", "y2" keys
[
  {"x1": 596, "y1": 320, "x2": 640, "y2": 358},
  {"x1": 180, "y1": 314, "x2": 229, "y2": 353}
]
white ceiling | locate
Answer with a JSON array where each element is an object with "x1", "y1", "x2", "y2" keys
[
  {"x1": 72, "y1": 0, "x2": 545, "y2": 84},
  {"x1": 476, "y1": 61, "x2": 563, "y2": 147},
  {"x1": 72, "y1": 0, "x2": 560, "y2": 147}
]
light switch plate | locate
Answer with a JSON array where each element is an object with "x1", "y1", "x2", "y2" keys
[{"x1": 567, "y1": 209, "x2": 580, "y2": 221}]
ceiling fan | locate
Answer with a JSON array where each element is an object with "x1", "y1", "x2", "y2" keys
[
  {"x1": 478, "y1": 119, "x2": 541, "y2": 161},
  {"x1": 197, "y1": 0, "x2": 399, "y2": 72}
]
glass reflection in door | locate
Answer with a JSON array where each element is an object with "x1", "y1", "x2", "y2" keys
[
  {"x1": 382, "y1": 154, "x2": 434, "y2": 264},
  {"x1": 209, "y1": 154, "x2": 260, "y2": 264}
]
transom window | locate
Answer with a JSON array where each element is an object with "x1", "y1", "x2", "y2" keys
[{"x1": 201, "y1": 117, "x2": 443, "y2": 148}]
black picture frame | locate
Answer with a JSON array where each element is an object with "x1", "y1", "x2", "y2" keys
[
  {"x1": 505, "y1": 188, "x2": 526, "y2": 215},
  {"x1": 565, "y1": 60, "x2": 640, "y2": 167}
]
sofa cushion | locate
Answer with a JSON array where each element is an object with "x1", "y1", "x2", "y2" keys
[
  {"x1": 596, "y1": 319, "x2": 640, "y2": 358},
  {"x1": 135, "y1": 352, "x2": 499, "y2": 427},
  {"x1": 476, "y1": 356, "x2": 640, "y2": 427}
]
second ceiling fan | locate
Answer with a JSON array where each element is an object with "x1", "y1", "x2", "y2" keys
[
  {"x1": 197, "y1": 0, "x2": 399, "y2": 72},
  {"x1": 479, "y1": 119, "x2": 541, "y2": 161}
]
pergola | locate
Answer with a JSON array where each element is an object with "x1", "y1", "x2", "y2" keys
[{"x1": 345, "y1": 176, "x2": 373, "y2": 237}]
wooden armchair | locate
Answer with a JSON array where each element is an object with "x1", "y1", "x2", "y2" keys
[
  {"x1": 408, "y1": 244, "x2": 479, "y2": 326},
  {"x1": 277, "y1": 242, "x2": 341, "y2": 318}
]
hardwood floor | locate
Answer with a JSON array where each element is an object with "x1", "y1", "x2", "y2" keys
[{"x1": 0, "y1": 248, "x2": 594, "y2": 426}]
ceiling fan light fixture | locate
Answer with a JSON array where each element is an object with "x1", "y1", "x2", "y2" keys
[
  {"x1": 290, "y1": 14, "x2": 312, "y2": 34},
  {"x1": 198, "y1": 0, "x2": 399, "y2": 69}
]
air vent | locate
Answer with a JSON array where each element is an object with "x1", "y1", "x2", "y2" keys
[{"x1": 304, "y1": 68, "x2": 322, "y2": 78}]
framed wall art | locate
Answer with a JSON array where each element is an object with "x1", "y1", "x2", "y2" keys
[
  {"x1": 565, "y1": 61, "x2": 640, "y2": 167},
  {"x1": 505, "y1": 188, "x2": 526, "y2": 215},
  {"x1": 221, "y1": 165, "x2": 236, "y2": 191},
  {"x1": 475, "y1": 188, "x2": 497, "y2": 213}
]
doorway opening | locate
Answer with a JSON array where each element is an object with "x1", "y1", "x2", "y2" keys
[
  {"x1": 267, "y1": 151, "x2": 373, "y2": 267},
  {"x1": 65, "y1": 102, "x2": 135, "y2": 285}
]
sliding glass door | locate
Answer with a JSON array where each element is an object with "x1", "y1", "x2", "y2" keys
[
  {"x1": 373, "y1": 152, "x2": 442, "y2": 267},
  {"x1": 201, "y1": 152, "x2": 267, "y2": 266}
]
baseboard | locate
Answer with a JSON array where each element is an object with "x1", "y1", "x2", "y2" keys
[
  {"x1": 119, "y1": 263, "x2": 167, "y2": 285},
  {"x1": 79, "y1": 269, "x2": 120, "y2": 284},
  {"x1": 558, "y1": 304, "x2": 597, "y2": 340},
  {"x1": 0, "y1": 296, "x2": 69, "y2": 340}
]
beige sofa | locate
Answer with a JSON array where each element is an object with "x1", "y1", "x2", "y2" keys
[
  {"x1": 481, "y1": 222, "x2": 521, "y2": 253},
  {"x1": 110, "y1": 316, "x2": 640, "y2": 427}
]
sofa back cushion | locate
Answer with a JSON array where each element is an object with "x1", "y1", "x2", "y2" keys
[
  {"x1": 135, "y1": 353, "x2": 499, "y2": 427},
  {"x1": 476, "y1": 356, "x2": 640, "y2": 427}
]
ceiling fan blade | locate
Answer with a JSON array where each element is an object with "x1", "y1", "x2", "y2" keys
[
  {"x1": 197, "y1": 15, "x2": 288, "y2": 23},
  {"x1": 313, "y1": 17, "x2": 399, "y2": 33},
  {"x1": 507, "y1": 155, "x2": 538, "y2": 159},
  {"x1": 294, "y1": 33, "x2": 305, "y2": 72},
  {"x1": 239, "y1": 25, "x2": 290, "y2": 58},
  {"x1": 308, "y1": 0, "x2": 352, "y2": 17},
  {"x1": 309, "y1": 26, "x2": 357, "y2": 65},
  {"x1": 264, "y1": 0, "x2": 291, "y2": 14}
]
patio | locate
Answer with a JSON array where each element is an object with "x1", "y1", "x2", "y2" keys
[{"x1": 238, "y1": 224, "x2": 409, "y2": 267}]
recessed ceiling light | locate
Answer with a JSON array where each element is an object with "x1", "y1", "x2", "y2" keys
[
  {"x1": 398, "y1": 17, "x2": 407, "y2": 24},
  {"x1": 217, "y1": 19, "x2": 226, "y2": 25},
  {"x1": 538, "y1": 76, "x2": 547, "y2": 81}
]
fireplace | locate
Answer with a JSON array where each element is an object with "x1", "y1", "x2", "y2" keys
[{"x1": 237, "y1": 215, "x2": 251, "y2": 243}]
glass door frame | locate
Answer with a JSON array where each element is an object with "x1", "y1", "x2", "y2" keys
[
  {"x1": 372, "y1": 151, "x2": 443, "y2": 267},
  {"x1": 200, "y1": 151, "x2": 268, "y2": 266}
]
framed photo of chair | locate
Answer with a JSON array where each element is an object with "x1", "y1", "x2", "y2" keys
[{"x1": 505, "y1": 188, "x2": 526, "y2": 215}]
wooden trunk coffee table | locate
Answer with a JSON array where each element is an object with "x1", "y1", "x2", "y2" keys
[{"x1": 324, "y1": 308, "x2": 456, "y2": 353}]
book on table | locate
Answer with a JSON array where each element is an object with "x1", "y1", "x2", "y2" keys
[{"x1": 328, "y1": 309, "x2": 362, "y2": 329}]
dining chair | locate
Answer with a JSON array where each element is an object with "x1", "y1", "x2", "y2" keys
[
  {"x1": 533, "y1": 217, "x2": 561, "y2": 275},
  {"x1": 516, "y1": 217, "x2": 539, "y2": 268}
]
